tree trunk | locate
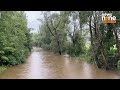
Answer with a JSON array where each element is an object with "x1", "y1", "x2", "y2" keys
[
  {"x1": 57, "y1": 40, "x2": 61, "y2": 55},
  {"x1": 93, "y1": 13, "x2": 101, "y2": 68},
  {"x1": 97, "y1": 25, "x2": 108, "y2": 69},
  {"x1": 93, "y1": 12, "x2": 107, "y2": 69},
  {"x1": 89, "y1": 15, "x2": 93, "y2": 47},
  {"x1": 78, "y1": 11, "x2": 82, "y2": 35},
  {"x1": 95, "y1": 53, "x2": 101, "y2": 68},
  {"x1": 100, "y1": 46, "x2": 108, "y2": 69},
  {"x1": 54, "y1": 29, "x2": 62, "y2": 55},
  {"x1": 88, "y1": 14, "x2": 101, "y2": 68}
]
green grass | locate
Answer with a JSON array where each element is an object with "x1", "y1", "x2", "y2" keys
[{"x1": 0, "y1": 66, "x2": 7, "y2": 73}]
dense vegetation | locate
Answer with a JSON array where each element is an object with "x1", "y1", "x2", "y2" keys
[
  {"x1": 0, "y1": 11, "x2": 32, "y2": 66},
  {"x1": 1, "y1": 11, "x2": 120, "y2": 71},
  {"x1": 32, "y1": 11, "x2": 120, "y2": 70}
]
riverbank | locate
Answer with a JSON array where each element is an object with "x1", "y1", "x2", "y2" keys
[{"x1": 0, "y1": 51, "x2": 31, "y2": 74}]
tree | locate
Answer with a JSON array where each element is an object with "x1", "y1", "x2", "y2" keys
[
  {"x1": 37, "y1": 11, "x2": 68, "y2": 55},
  {"x1": 0, "y1": 11, "x2": 32, "y2": 66}
]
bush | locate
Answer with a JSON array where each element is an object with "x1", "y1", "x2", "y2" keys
[
  {"x1": 14, "y1": 49, "x2": 25, "y2": 64},
  {"x1": 0, "y1": 56, "x2": 9, "y2": 65},
  {"x1": 0, "y1": 66, "x2": 7, "y2": 73},
  {"x1": 3, "y1": 47, "x2": 16, "y2": 55},
  {"x1": 0, "y1": 48, "x2": 28, "y2": 66},
  {"x1": 0, "y1": 11, "x2": 32, "y2": 66},
  {"x1": 41, "y1": 44, "x2": 51, "y2": 50},
  {"x1": 117, "y1": 60, "x2": 120, "y2": 70},
  {"x1": 1, "y1": 56, "x2": 9, "y2": 61},
  {"x1": 7, "y1": 55, "x2": 17, "y2": 66},
  {"x1": 0, "y1": 51, "x2": 5, "y2": 56},
  {"x1": 66, "y1": 43, "x2": 85, "y2": 57}
]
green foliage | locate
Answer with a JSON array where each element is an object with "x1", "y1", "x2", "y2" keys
[
  {"x1": 7, "y1": 55, "x2": 17, "y2": 65},
  {"x1": 3, "y1": 47, "x2": 16, "y2": 55},
  {"x1": 31, "y1": 11, "x2": 120, "y2": 70},
  {"x1": 1, "y1": 56, "x2": 9, "y2": 61},
  {"x1": 0, "y1": 66, "x2": 7, "y2": 73},
  {"x1": 1, "y1": 56, "x2": 9, "y2": 63},
  {"x1": 0, "y1": 11, "x2": 32, "y2": 66},
  {"x1": 117, "y1": 60, "x2": 120, "y2": 70},
  {"x1": 66, "y1": 33, "x2": 86, "y2": 56},
  {"x1": 0, "y1": 51, "x2": 5, "y2": 56},
  {"x1": 32, "y1": 11, "x2": 87, "y2": 57},
  {"x1": 109, "y1": 45, "x2": 117, "y2": 56}
]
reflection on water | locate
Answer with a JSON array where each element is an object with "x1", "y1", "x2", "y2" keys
[{"x1": 0, "y1": 47, "x2": 120, "y2": 79}]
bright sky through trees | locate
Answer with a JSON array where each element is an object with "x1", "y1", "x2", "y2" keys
[{"x1": 25, "y1": 11, "x2": 42, "y2": 33}]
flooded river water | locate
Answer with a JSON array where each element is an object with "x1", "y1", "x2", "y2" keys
[{"x1": 0, "y1": 47, "x2": 120, "y2": 79}]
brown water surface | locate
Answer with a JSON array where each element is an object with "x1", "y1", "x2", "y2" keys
[{"x1": 0, "y1": 47, "x2": 120, "y2": 79}]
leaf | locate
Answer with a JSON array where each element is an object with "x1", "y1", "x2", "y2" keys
[{"x1": 1, "y1": 56, "x2": 9, "y2": 61}]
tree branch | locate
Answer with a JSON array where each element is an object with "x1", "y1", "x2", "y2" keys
[
  {"x1": 45, "y1": 20, "x2": 56, "y2": 38},
  {"x1": 55, "y1": 18, "x2": 61, "y2": 29},
  {"x1": 50, "y1": 17, "x2": 61, "y2": 30},
  {"x1": 86, "y1": 22, "x2": 95, "y2": 30}
]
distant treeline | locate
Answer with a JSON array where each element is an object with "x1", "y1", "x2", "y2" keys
[{"x1": 32, "y1": 11, "x2": 120, "y2": 70}]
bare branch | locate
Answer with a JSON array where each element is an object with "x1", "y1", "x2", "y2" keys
[
  {"x1": 44, "y1": 19, "x2": 56, "y2": 38},
  {"x1": 55, "y1": 18, "x2": 61, "y2": 29},
  {"x1": 50, "y1": 17, "x2": 61, "y2": 30},
  {"x1": 86, "y1": 22, "x2": 95, "y2": 29}
]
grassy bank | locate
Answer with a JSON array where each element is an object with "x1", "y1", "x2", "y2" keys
[{"x1": 0, "y1": 66, "x2": 7, "y2": 73}]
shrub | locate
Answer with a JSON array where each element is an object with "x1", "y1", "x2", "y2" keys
[
  {"x1": 7, "y1": 55, "x2": 17, "y2": 66},
  {"x1": 0, "y1": 51, "x2": 5, "y2": 56},
  {"x1": 3, "y1": 47, "x2": 16, "y2": 55},
  {"x1": 117, "y1": 60, "x2": 120, "y2": 70}
]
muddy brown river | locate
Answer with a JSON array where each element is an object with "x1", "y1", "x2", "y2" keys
[{"x1": 0, "y1": 47, "x2": 120, "y2": 79}]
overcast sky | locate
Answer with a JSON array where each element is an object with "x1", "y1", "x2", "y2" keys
[
  {"x1": 25, "y1": 11, "x2": 89, "y2": 33},
  {"x1": 25, "y1": 11, "x2": 42, "y2": 33}
]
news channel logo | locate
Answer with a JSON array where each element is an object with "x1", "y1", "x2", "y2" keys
[{"x1": 102, "y1": 13, "x2": 116, "y2": 23}]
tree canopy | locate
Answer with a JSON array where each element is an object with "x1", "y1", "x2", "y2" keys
[
  {"x1": 32, "y1": 11, "x2": 120, "y2": 70},
  {"x1": 0, "y1": 11, "x2": 32, "y2": 66}
]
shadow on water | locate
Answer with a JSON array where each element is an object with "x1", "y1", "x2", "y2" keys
[{"x1": 0, "y1": 47, "x2": 120, "y2": 79}]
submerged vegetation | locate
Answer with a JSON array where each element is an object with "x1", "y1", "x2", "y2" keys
[{"x1": 32, "y1": 11, "x2": 120, "y2": 70}]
